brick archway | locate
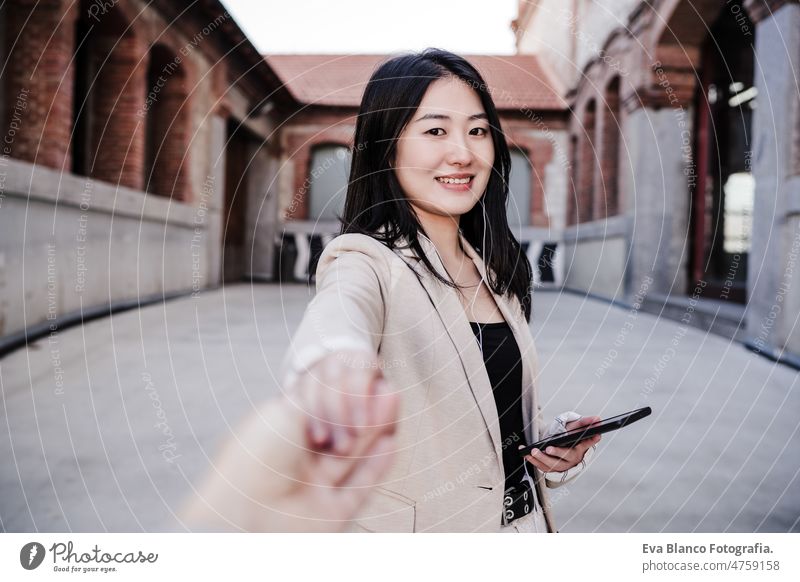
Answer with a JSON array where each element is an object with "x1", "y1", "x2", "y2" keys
[
  {"x1": 645, "y1": 0, "x2": 728, "y2": 108},
  {"x1": 144, "y1": 42, "x2": 193, "y2": 201},
  {"x1": 578, "y1": 100, "x2": 596, "y2": 224},
  {"x1": 78, "y1": 3, "x2": 148, "y2": 190},
  {"x1": 598, "y1": 76, "x2": 622, "y2": 219}
]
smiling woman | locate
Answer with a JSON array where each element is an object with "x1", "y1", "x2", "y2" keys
[
  {"x1": 280, "y1": 48, "x2": 600, "y2": 533},
  {"x1": 340, "y1": 49, "x2": 531, "y2": 317},
  {"x1": 394, "y1": 77, "x2": 495, "y2": 222}
]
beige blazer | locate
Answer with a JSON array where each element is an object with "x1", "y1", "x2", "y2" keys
[{"x1": 280, "y1": 230, "x2": 590, "y2": 532}]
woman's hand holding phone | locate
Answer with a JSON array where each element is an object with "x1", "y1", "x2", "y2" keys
[{"x1": 521, "y1": 415, "x2": 602, "y2": 473}]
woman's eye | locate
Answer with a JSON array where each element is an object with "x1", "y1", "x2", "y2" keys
[
  {"x1": 426, "y1": 128, "x2": 445, "y2": 136},
  {"x1": 471, "y1": 127, "x2": 489, "y2": 136}
]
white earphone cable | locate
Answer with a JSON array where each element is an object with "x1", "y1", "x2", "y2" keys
[
  {"x1": 418, "y1": 206, "x2": 489, "y2": 352},
  {"x1": 473, "y1": 201, "x2": 489, "y2": 352}
]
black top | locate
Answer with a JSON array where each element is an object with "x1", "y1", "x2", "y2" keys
[{"x1": 468, "y1": 320, "x2": 527, "y2": 490}]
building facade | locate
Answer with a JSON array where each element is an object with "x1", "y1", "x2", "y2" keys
[
  {"x1": 267, "y1": 53, "x2": 572, "y2": 284},
  {"x1": 514, "y1": 0, "x2": 800, "y2": 366},
  {"x1": 5, "y1": 0, "x2": 796, "y2": 368},
  {"x1": 0, "y1": 0, "x2": 295, "y2": 350}
]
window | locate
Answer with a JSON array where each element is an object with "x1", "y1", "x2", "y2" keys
[
  {"x1": 508, "y1": 148, "x2": 532, "y2": 228},
  {"x1": 144, "y1": 43, "x2": 191, "y2": 200},
  {"x1": 308, "y1": 144, "x2": 350, "y2": 222}
]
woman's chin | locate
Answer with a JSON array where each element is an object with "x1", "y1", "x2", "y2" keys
[{"x1": 407, "y1": 196, "x2": 481, "y2": 220}]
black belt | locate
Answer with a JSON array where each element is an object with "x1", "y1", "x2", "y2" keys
[{"x1": 501, "y1": 479, "x2": 534, "y2": 526}]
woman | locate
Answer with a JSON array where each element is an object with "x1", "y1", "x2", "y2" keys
[{"x1": 280, "y1": 48, "x2": 600, "y2": 533}]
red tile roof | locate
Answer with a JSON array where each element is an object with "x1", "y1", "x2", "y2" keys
[{"x1": 264, "y1": 53, "x2": 567, "y2": 111}]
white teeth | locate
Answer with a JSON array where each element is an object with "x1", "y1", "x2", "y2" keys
[{"x1": 436, "y1": 176, "x2": 471, "y2": 184}]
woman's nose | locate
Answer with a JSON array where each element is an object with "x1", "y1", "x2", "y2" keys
[{"x1": 444, "y1": 135, "x2": 473, "y2": 166}]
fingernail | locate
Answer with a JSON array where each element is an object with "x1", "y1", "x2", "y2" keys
[
  {"x1": 532, "y1": 448, "x2": 540, "y2": 456},
  {"x1": 546, "y1": 447, "x2": 554, "y2": 455},
  {"x1": 310, "y1": 418, "x2": 329, "y2": 446}
]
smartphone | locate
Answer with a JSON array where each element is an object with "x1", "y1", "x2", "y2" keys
[{"x1": 518, "y1": 406, "x2": 652, "y2": 457}]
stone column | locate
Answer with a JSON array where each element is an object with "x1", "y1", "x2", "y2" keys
[
  {"x1": 623, "y1": 104, "x2": 692, "y2": 299},
  {"x1": 245, "y1": 141, "x2": 280, "y2": 280},
  {"x1": 203, "y1": 114, "x2": 227, "y2": 288},
  {"x1": 744, "y1": 1, "x2": 800, "y2": 363},
  {"x1": 577, "y1": 104, "x2": 596, "y2": 223}
]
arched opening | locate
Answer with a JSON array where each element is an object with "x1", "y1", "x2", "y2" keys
[
  {"x1": 508, "y1": 147, "x2": 532, "y2": 230},
  {"x1": 567, "y1": 134, "x2": 579, "y2": 226},
  {"x1": 71, "y1": 1, "x2": 143, "y2": 188},
  {"x1": 690, "y1": 1, "x2": 755, "y2": 303},
  {"x1": 578, "y1": 100, "x2": 596, "y2": 223},
  {"x1": 307, "y1": 143, "x2": 350, "y2": 223},
  {"x1": 222, "y1": 119, "x2": 255, "y2": 283},
  {"x1": 600, "y1": 77, "x2": 621, "y2": 218},
  {"x1": 144, "y1": 43, "x2": 191, "y2": 200}
]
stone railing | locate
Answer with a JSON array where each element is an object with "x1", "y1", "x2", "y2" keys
[{"x1": 275, "y1": 221, "x2": 564, "y2": 288}]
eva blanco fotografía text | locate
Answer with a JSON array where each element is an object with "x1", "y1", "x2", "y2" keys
[{"x1": 642, "y1": 542, "x2": 771, "y2": 557}]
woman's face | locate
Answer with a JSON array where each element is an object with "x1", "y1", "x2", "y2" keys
[{"x1": 393, "y1": 77, "x2": 495, "y2": 222}]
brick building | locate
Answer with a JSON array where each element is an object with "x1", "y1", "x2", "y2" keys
[
  {"x1": 514, "y1": 0, "x2": 800, "y2": 367},
  {"x1": 5, "y1": 0, "x2": 795, "y2": 368},
  {"x1": 267, "y1": 53, "x2": 571, "y2": 283},
  {"x1": 0, "y1": 2, "x2": 586, "y2": 349},
  {"x1": 0, "y1": 0, "x2": 297, "y2": 348}
]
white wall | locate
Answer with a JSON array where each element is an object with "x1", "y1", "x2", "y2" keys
[
  {"x1": 517, "y1": 0, "x2": 640, "y2": 91},
  {"x1": 0, "y1": 158, "x2": 218, "y2": 341}
]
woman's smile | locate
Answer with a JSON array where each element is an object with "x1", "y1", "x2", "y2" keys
[{"x1": 434, "y1": 173, "x2": 475, "y2": 191}]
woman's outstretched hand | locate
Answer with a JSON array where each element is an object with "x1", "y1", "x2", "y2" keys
[
  {"x1": 293, "y1": 350, "x2": 396, "y2": 456},
  {"x1": 522, "y1": 415, "x2": 602, "y2": 474},
  {"x1": 181, "y1": 349, "x2": 399, "y2": 532}
]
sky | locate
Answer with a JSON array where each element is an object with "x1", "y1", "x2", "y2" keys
[{"x1": 219, "y1": 0, "x2": 519, "y2": 55}]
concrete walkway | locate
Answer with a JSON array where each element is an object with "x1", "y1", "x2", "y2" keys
[{"x1": 1, "y1": 284, "x2": 798, "y2": 532}]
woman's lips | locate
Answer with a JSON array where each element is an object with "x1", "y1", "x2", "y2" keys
[{"x1": 434, "y1": 176, "x2": 474, "y2": 191}]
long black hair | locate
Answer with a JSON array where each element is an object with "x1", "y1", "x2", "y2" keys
[{"x1": 339, "y1": 48, "x2": 533, "y2": 322}]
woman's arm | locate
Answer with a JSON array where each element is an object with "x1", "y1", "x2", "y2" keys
[
  {"x1": 279, "y1": 235, "x2": 389, "y2": 394},
  {"x1": 180, "y1": 237, "x2": 396, "y2": 532}
]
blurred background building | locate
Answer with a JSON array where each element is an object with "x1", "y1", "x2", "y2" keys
[
  {"x1": 1, "y1": 0, "x2": 798, "y2": 368},
  {"x1": 267, "y1": 52, "x2": 569, "y2": 286},
  {"x1": 513, "y1": 0, "x2": 800, "y2": 366},
  {"x1": 0, "y1": 0, "x2": 292, "y2": 352}
]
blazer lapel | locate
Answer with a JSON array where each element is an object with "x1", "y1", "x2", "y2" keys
[
  {"x1": 391, "y1": 235, "x2": 503, "y2": 459},
  {"x1": 459, "y1": 235, "x2": 540, "y2": 447},
  {"x1": 458, "y1": 234, "x2": 553, "y2": 530}
]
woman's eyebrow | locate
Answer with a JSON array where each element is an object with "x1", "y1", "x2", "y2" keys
[{"x1": 413, "y1": 112, "x2": 488, "y2": 123}]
